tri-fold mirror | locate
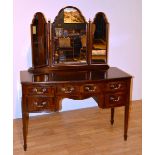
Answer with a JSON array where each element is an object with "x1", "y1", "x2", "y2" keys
[{"x1": 30, "y1": 6, "x2": 109, "y2": 72}]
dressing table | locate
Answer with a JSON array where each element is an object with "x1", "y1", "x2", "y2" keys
[{"x1": 20, "y1": 6, "x2": 132, "y2": 151}]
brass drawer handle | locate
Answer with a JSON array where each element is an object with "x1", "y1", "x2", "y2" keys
[
  {"x1": 32, "y1": 88, "x2": 47, "y2": 94},
  {"x1": 84, "y1": 85, "x2": 96, "y2": 92},
  {"x1": 33, "y1": 101, "x2": 47, "y2": 108},
  {"x1": 61, "y1": 87, "x2": 75, "y2": 93},
  {"x1": 110, "y1": 83, "x2": 121, "y2": 90},
  {"x1": 110, "y1": 96, "x2": 120, "y2": 102}
]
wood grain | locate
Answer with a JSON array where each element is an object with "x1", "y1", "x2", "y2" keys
[{"x1": 14, "y1": 100, "x2": 141, "y2": 155}]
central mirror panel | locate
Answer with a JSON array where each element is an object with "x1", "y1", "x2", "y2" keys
[{"x1": 52, "y1": 6, "x2": 87, "y2": 64}]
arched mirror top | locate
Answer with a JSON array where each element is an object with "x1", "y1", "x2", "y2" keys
[
  {"x1": 93, "y1": 12, "x2": 108, "y2": 24},
  {"x1": 92, "y1": 12, "x2": 109, "y2": 41},
  {"x1": 53, "y1": 6, "x2": 86, "y2": 24},
  {"x1": 32, "y1": 12, "x2": 47, "y2": 25}
]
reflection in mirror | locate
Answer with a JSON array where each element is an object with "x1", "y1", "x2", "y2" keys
[
  {"x1": 64, "y1": 7, "x2": 85, "y2": 23},
  {"x1": 33, "y1": 74, "x2": 49, "y2": 82},
  {"x1": 91, "y1": 12, "x2": 108, "y2": 64},
  {"x1": 53, "y1": 6, "x2": 87, "y2": 65},
  {"x1": 31, "y1": 71, "x2": 107, "y2": 82}
]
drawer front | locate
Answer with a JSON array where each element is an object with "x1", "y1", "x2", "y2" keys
[
  {"x1": 82, "y1": 84, "x2": 100, "y2": 94},
  {"x1": 105, "y1": 93, "x2": 127, "y2": 107},
  {"x1": 27, "y1": 96, "x2": 55, "y2": 112},
  {"x1": 25, "y1": 86, "x2": 54, "y2": 96},
  {"x1": 56, "y1": 84, "x2": 79, "y2": 95},
  {"x1": 105, "y1": 81, "x2": 127, "y2": 92}
]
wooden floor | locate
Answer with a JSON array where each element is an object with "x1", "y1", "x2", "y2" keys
[{"x1": 13, "y1": 100, "x2": 142, "y2": 155}]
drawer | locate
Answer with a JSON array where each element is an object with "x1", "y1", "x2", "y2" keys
[
  {"x1": 56, "y1": 84, "x2": 79, "y2": 95},
  {"x1": 24, "y1": 86, "x2": 54, "y2": 96},
  {"x1": 82, "y1": 84, "x2": 100, "y2": 94},
  {"x1": 105, "y1": 81, "x2": 127, "y2": 92},
  {"x1": 105, "y1": 93, "x2": 127, "y2": 107},
  {"x1": 27, "y1": 96, "x2": 55, "y2": 112}
]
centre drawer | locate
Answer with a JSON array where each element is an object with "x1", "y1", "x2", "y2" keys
[
  {"x1": 82, "y1": 84, "x2": 100, "y2": 94},
  {"x1": 26, "y1": 96, "x2": 55, "y2": 112},
  {"x1": 56, "y1": 84, "x2": 80, "y2": 95}
]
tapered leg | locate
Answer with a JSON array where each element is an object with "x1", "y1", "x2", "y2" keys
[
  {"x1": 124, "y1": 105, "x2": 129, "y2": 140},
  {"x1": 22, "y1": 113, "x2": 29, "y2": 151},
  {"x1": 22, "y1": 96, "x2": 29, "y2": 151},
  {"x1": 111, "y1": 108, "x2": 115, "y2": 125}
]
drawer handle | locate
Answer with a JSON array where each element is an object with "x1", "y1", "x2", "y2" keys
[
  {"x1": 61, "y1": 87, "x2": 74, "y2": 93},
  {"x1": 33, "y1": 101, "x2": 47, "y2": 108},
  {"x1": 32, "y1": 88, "x2": 47, "y2": 94},
  {"x1": 110, "y1": 83, "x2": 121, "y2": 90},
  {"x1": 84, "y1": 86, "x2": 96, "y2": 92},
  {"x1": 110, "y1": 96, "x2": 120, "y2": 102}
]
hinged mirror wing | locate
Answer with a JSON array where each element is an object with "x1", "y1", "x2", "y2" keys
[
  {"x1": 52, "y1": 6, "x2": 88, "y2": 65},
  {"x1": 91, "y1": 12, "x2": 109, "y2": 64},
  {"x1": 31, "y1": 12, "x2": 49, "y2": 68}
]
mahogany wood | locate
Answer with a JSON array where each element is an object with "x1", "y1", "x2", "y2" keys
[
  {"x1": 21, "y1": 6, "x2": 133, "y2": 151},
  {"x1": 21, "y1": 67, "x2": 132, "y2": 151},
  {"x1": 31, "y1": 12, "x2": 48, "y2": 68},
  {"x1": 111, "y1": 107, "x2": 114, "y2": 125}
]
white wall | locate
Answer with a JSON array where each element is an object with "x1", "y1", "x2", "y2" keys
[{"x1": 13, "y1": 0, "x2": 142, "y2": 118}]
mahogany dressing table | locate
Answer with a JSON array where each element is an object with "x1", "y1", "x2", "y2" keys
[{"x1": 20, "y1": 6, "x2": 132, "y2": 151}]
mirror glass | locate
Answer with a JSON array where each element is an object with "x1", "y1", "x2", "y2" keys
[
  {"x1": 91, "y1": 12, "x2": 108, "y2": 64},
  {"x1": 53, "y1": 7, "x2": 87, "y2": 64}
]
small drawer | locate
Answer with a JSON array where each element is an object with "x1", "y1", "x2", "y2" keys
[
  {"x1": 105, "y1": 81, "x2": 127, "y2": 92},
  {"x1": 82, "y1": 84, "x2": 100, "y2": 93},
  {"x1": 27, "y1": 96, "x2": 55, "y2": 112},
  {"x1": 56, "y1": 85, "x2": 79, "y2": 95},
  {"x1": 25, "y1": 86, "x2": 54, "y2": 96},
  {"x1": 105, "y1": 93, "x2": 127, "y2": 107}
]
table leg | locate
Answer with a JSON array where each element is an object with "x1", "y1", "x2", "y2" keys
[
  {"x1": 124, "y1": 105, "x2": 129, "y2": 140},
  {"x1": 22, "y1": 113, "x2": 29, "y2": 151},
  {"x1": 22, "y1": 97, "x2": 29, "y2": 151},
  {"x1": 111, "y1": 108, "x2": 114, "y2": 125}
]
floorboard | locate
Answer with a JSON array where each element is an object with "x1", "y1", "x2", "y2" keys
[{"x1": 13, "y1": 100, "x2": 142, "y2": 155}]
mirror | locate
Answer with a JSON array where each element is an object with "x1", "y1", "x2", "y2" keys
[
  {"x1": 52, "y1": 6, "x2": 87, "y2": 64},
  {"x1": 31, "y1": 12, "x2": 48, "y2": 67},
  {"x1": 91, "y1": 12, "x2": 109, "y2": 64}
]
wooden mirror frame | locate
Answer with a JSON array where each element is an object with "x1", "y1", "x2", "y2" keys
[
  {"x1": 91, "y1": 12, "x2": 109, "y2": 64},
  {"x1": 31, "y1": 12, "x2": 49, "y2": 68}
]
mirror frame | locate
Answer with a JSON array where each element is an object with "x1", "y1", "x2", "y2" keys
[
  {"x1": 31, "y1": 12, "x2": 49, "y2": 67},
  {"x1": 91, "y1": 12, "x2": 109, "y2": 64}
]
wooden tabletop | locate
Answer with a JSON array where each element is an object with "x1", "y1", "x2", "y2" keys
[{"x1": 20, "y1": 67, "x2": 132, "y2": 84}]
